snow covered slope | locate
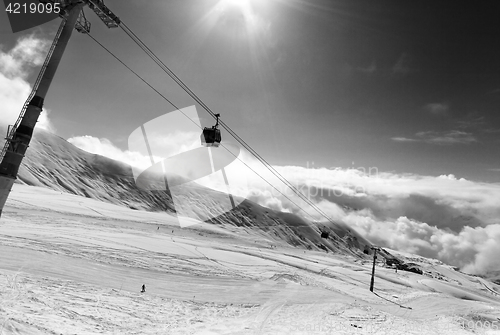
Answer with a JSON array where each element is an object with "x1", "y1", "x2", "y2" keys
[
  {"x1": 1, "y1": 185, "x2": 499, "y2": 334},
  {"x1": 15, "y1": 129, "x2": 368, "y2": 256},
  {"x1": 16, "y1": 129, "x2": 174, "y2": 212}
]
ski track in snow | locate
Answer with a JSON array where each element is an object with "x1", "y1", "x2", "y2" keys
[{"x1": 1, "y1": 185, "x2": 500, "y2": 334}]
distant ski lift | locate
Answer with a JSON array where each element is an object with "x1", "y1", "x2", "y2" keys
[{"x1": 201, "y1": 113, "x2": 221, "y2": 147}]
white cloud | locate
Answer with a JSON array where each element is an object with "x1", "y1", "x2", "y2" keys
[
  {"x1": 131, "y1": 130, "x2": 201, "y2": 160},
  {"x1": 67, "y1": 135, "x2": 161, "y2": 171},
  {"x1": 391, "y1": 137, "x2": 416, "y2": 143},
  {"x1": 0, "y1": 35, "x2": 49, "y2": 78},
  {"x1": 236, "y1": 165, "x2": 500, "y2": 274},
  {"x1": 68, "y1": 129, "x2": 202, "y2": 171},
  {"x1": 356, "y1": 60, "x2": 376, "y2": 74},
  {"x1": 418, "y1": 130, "x2": 476, "y2": 145},
  {"x1": 425, "y1": 102, "x2": 449, "y2": 116},
  {"x1": 344, "y1": 213, "x2": 500, "y2": 274},
  {"x1": 0, "y1": 34, "x2": 54, "y2": 139},
  {"x1": 392, "y1": 130, "x2": 477, "y2": 145}
]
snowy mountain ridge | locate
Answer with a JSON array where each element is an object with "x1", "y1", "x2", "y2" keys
[{"x1": 15, "y1": 128, "x2": 376, "y2": 257}]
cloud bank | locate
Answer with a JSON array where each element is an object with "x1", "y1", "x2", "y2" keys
[
  {"x1": 67, "y1": 130, "x2": 201, "y2": 172},
  {"x1": 425, "y1": 102, "x2": 449, "y2": 116},
  {"x1": 250, "y1": 166, "x2": 500, "y2": 275},
  {"x1": 67, "y1": 136, "x2": 162, "y2": 171},
  {"x1": 392, "y1": 130, "x2": 477, "y2": 145}
]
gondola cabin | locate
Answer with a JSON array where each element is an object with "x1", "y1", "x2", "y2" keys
[
  {"x1": 201, "y1": 127, "x2": 221, "y2": 147},
  {"x1": 201, "y1": 113, "x2": 222, "y2": 147}
]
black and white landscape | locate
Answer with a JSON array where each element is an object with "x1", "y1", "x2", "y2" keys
[
  {"x1": 1, "y1": 1, "x2": 500, "y2": 334},
  {"x1": 0, "y1": 129, "x2": 499, "y2": 334}
]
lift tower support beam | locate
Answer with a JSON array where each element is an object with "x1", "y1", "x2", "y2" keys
[{"x1": 0, "y1": 3, "x2": 84, "y2": 218}]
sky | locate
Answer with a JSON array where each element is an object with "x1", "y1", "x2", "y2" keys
[
  {"x1": 1, "y1": 0, "x2": 500, "y2": 274},
  {"x1": 1, "y1": 0, "x2": 500, "y2": 181}
]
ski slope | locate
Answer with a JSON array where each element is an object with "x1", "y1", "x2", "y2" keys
[{"x1": 1, "y1": 184, "x2": 500, "y2": 334}]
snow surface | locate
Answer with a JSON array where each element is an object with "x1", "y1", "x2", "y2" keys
[{"x1": 1, "y1": 184, "x2": 500, "y2": 334}]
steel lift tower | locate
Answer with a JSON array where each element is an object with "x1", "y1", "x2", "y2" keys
[{"x1": 0, "y1": 0, "x2": 120, "y2": 217}]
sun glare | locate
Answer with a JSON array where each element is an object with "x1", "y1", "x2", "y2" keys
[
  {"x1": 214, "y1": 0, "x2": 266, "y2": 37},
  {"x1": 186, "y1": 0, "x2": 269, "y2": 61},
  {"x1": 220, "y1": 0, "x2": 251, "y2": 11}
]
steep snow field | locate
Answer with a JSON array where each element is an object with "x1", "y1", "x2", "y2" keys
[
  {"x1": 15, "y1": 129, "x2": 368, "y2": 257},
  {"x1": 1, "y1": 184, "x2": 500, "y2": 334}
]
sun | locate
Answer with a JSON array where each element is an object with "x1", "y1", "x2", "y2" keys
[
  {"x1": 215, "y1": 0, "x2": 262, "y2": 35},
  {"x1": 220, "y1": 0, "x2": 251, "y2": 11},
  {"x1": 189, "y1": 0, "x2": 266, "y2": 46}
]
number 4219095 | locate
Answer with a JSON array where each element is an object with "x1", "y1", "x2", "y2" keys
[{"x1": 5, "y1": 2, "x2": 61, "y2": 14}]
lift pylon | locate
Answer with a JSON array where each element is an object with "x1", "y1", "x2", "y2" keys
[{"x1": 0, "y1": 0, "x2": 120, "y2": 218}]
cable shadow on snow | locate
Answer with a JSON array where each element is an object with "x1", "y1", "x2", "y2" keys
[{"x1": 372, "y1": 291, "x2": 412, "y2": 310}]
